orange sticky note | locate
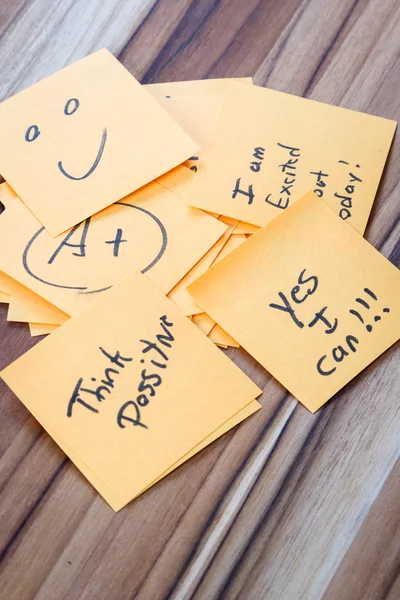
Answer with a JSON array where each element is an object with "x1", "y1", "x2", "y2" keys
[
  {"x1": 156, "y1": 96, "x2": 226, "y2": 149},
  {"x1": 188, "y1": 192, "x2": 400, "y2": 412},
  {"x1": 188, "y1": 82, "x2": 396, "y2": 235},
  {"x1": 192, "y1": 313, "x2": 216, "y2": 336},
  {"x1": 0, "y1": 49, "x2": 198, "y2": 236},
  {"x1": 167, "y1": 217, "x2": 238, "y2": 316},
  {"x1": 156, "y1": 164, "x2": 195, "y2": 200},
  {"x1": 0, "y1": 290, "x2": 10, "y2": 303},
  {"x1": 0, "y1": 181, "x2": 226, "y2": 317},
  {"x1": 0, "y1": 182, "x2": 18, "y2": 209},
  {"x1": 209, "y1": 324, "x2": 240, "y2": 348},
  {"x1": 8, "y1": 294, "x2": 68, "y2": 326},
  {"x1": 1, "y1": 271, "x2": 261, "y2": 510},
  {"x1": 211, "y1": 233, "x2": 247, "y2": 265},
  {"x1": 145, "y1": 77, "x2": 253, "y2": 98},
  {"x1": 29, "y1": 323, "x2": 59, "y2": 337},
  {"x1": 0, "y1": 271, "x2": 68, "y2": 325},
  {"x1": 37, "y1": 397, "x2": 261, "y2": 511},
  {"x1": 234, "y1": 221, "x2": 260, "y2": 235}
]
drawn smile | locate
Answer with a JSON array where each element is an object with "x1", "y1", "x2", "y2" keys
[{"x1": 57, "y1": 127, "x2": 107, "y2": 180}]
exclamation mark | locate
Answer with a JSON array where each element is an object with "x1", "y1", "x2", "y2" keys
[{"x1": 349, "y1": 288, "x2": 390, "y2": 332}]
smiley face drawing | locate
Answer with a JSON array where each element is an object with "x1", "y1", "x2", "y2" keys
[
  {"x1": 25, "y1": 97, "x2": 107, "y2": 181},
  {"x1": 0, "y1": 49, "x2": 197, "y2": 236}
]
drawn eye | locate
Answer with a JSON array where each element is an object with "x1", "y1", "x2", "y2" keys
[
  {"x1": 64, "y1": 98, "x2": 80, "y2": 116},
  {"x1": 25, "y1": 125, "x2": 40, "y2": 142}
]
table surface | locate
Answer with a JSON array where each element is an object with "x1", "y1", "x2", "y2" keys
[{"x1": 0, "y1": 1, "x2": 399, "y2": 599}]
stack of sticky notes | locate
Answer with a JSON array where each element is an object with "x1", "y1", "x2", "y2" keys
[{"x1": 0, "y1": 49, "x2": 399, "y2": 510}]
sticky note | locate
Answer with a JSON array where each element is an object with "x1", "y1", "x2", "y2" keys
[
  {"x1": 0, "y1": 290, "x2": 10, "y2": 303},
  {"x1": 145, "y1": 77, "x2": 253, "y2": 98},
  {"x1": 211, "y1": 234, "x2": 247, "y2": 265},
  {"x1": 34, "y1": 397, "x2": 261, "y2": 511},
  {"x1": 0, "y1": 49, "x2": 198, "y2": 236},
  {"x1": 0, "y1": 181, "x2": 17, "y2": 209},
  {"x1": 188, "y1": 81, "x2": 397, "y2": 235},
  {"x1": 209, "y1": 324, "x2": 240, "y2": 348},
  {"x1": 192, "y1": 313, "x2": 216, "y2": 336},
  {"x1": 0, "y1": 271, "x2": 68, "y2": 325},
  {"x1": 29, "y1": 323, "x2": 59, "y2": 337},
  {"x1": 188, "y1": 192, "x2": 400, "y2": 412},
  {"x1": 0, "y1": 181, "x2": 226, "y2": 317},
  {"x1": 156, "y1": 165, "x2": 195, "y2": 200},
  {"x1": 8, "y1": 294, "x2": 68, "y2": 326},
  {"x1": 234, "y1": 221, "x2": 260, "y2": 235},
  {"x1": 156, "y1": 96, "x2": 226, "y2": 149},
  {"x1": 1, "y1": 271, "x2": 261, "y2": 509},
  {"x1": 167, "y1": 217, "x2": 238, "y2": 316}
]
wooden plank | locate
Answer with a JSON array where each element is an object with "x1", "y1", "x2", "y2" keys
[{"x1": 0, "y1": 1, "x2": 398, "y2": 599}]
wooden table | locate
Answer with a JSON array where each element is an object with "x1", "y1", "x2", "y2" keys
[{"x1": 0, "y1": 1, "x2": 399, "y2": 598}]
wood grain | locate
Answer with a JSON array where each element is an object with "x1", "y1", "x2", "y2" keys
[{"x1": 0, "y1": 1, "x2": 399, "y2": 599}]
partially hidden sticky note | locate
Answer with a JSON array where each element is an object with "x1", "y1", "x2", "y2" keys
[
  {"x1": 156, "y1": 165, "x2": 195, "y2": 200},
  {"x1": 234, "y1": 221, "x2": 260, "y2": 235},
  {"x1": 167, "y1": 217, "x2": 238, "y2": 316},
  {"x1": 0, "y1": 181, "x2": 17, "y2": 209},
  {"x1": 0, "y1": 271, "x2": 68, "y2": 325},
  {"x1": 0, "y1": 182, "x2": 226, "y2": 317},
  {"x1": 188, "y1": 81, "x2": 397, "y2": 235},
  {"x1": 29, "y1": 323, "x2": 59, "y2": 337},
  {"x1": 8, "y1": 294, "x2": 68, "y2": 326},
  {"x1": 156, "y1": 96, "x2": 226, "y2": 149},
  {"x1": 211, "y1": 234, "x2": 247, "y2": 265},
  {"x1": 0, "y1": 290, "x2": 10, "y2": 303},
  {"x1": 209, "y1": 324, "x2": 240, "y2": 348},
  {"x1": 192, "y1": 313, "x2": 216, "y2": 336},
  {"x1": 0, "y1": 49, "x2": 198, "y2": 236},
  {"x1": 1, "y1": 270, "x2": 261, "y2": 510},
  {"x1": 188, "y1": 191, "x2": 400, "y2": 412},
  {"x1": 145, "y1": 77, "x2": 253, "y2": 98}
]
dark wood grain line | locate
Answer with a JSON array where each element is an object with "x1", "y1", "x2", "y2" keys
[
  {"x1": 388, "y1": 236, "x2": 400, "y2": 267},
  {"x1": 0, "y1": 457, "x2": 68, "y2": 564},
  {"x1": 141, "y1": 0, "x2": 222, "y2": 83},
  {"x1": 160, "y1": 392, "x2": 291, "y2": 599},
  {"x1": 202, "y1": 0, "x2": 274, "y2": 78},
  {"x1": 117, "y1": 0, "x2": 160, "y2": 61},
  {"x1": 303, "y1": 0, "x2": 361, "y2": 97},
  {"x1": 0, "y1": 430, "x2": 43, "y2": 497},
  {"x1": 377, "y1": 216, "x2": 400, "y2": 253},
  {"x1": 383, "y1": 569, "x2": 400, "y2": 600},
  {"x1": 170, "y1": 399, "x2": 300, "y2": 600},
  {"x1": 255, "y1": 0, "x2": 311, "y2": 87},
  {"x1": 214, "y1": 403, "x2": 336, "y2": 599},
  {"x1": 364, "y1": 46, "x2": 400, "y2": 114}
]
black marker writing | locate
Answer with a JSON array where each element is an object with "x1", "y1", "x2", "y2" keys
[
  {"x1": 58, "y1": 127, "x2": 107, "y2": 181},
  {"x1": 269, "y1": 269, "x2": 318, "y2": 327},
  {"x1": 105, "y1": 228, "x2": 127, "y2": 257},
  {"x1": 67, "y1": 348, "x2": 133, "y2": 417},
  {"x1": 117, "y1": 315, "x2": 174, "y2": 430},
  {"x1": 25, "y1": 124, "x2": 40, "y2": 142},
  {"x1": 315, "y1": 287, "x2": 390, "y2": 376},
  {"x1": 250, "y1": 147, "x2": 265, "y2": 172},
  {"x1": 22, "y1": 202, "x2": 168, "y2": 294},
  {"x1": 189, "y1": 155, "x2": 199, "y2": 172},
  {"x1": 349, "y1": 287, "x2": 390, "y2": 333},
  {"x1": 232, "y1": 178, "x2": 255, "y2": 205},
  {"x1": 334, "y1": 161, "x2": 362, "y2": 221},
  {"x1": 265, "y1": 142, "x2": 301, "y2": 210},
  {"x1": 48, "y1": 218, "x2": 91, "y2": 264},
  {"x1": 309, "y1": 170, "x2": 329, "y2": 198}
]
